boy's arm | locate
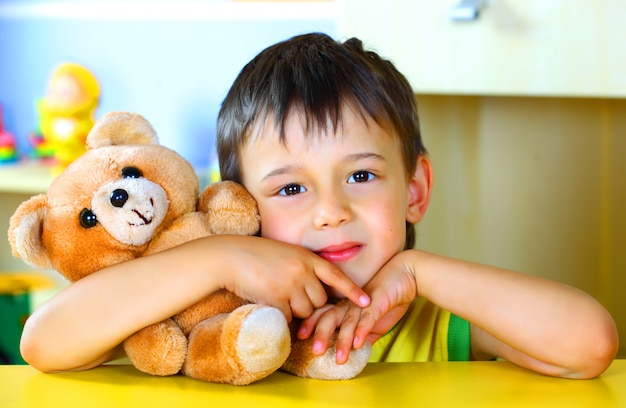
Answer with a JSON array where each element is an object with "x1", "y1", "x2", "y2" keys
[
  {"x1": 20, "y1": 235, "x2": 368, "y2": 373},
  {"x1": 354, "y1": 249, "x2": 618, "y2": 379}
]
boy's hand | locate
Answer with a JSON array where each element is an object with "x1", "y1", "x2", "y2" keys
[
  {"x1": 352, "y1": 251, "x2": 418, "y2": 349},
  {"x1": 297, "y1": 300, "x2": 355, "y2": 364},
  {"x1": 222, "y1": 236, "x2": 370, "y2": 321},
  {"x1": 297, "y1": 300, "x2": 409, "y2": 364},
  {"x1": 298, "y1": 250, "x2": 418, "y2": 363}
]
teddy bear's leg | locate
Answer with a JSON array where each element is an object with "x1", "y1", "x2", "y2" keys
[
  {"x1": 281, "y1": 331, "x2": 372, "y2": 380},
  {"x1": 182, "y1": 304, "x2": 291, "y2": 385},
  {"x1": 123, "y1": 318, "x2": 188, "y2": 376}
]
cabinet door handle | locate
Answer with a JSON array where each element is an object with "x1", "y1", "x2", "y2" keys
[{"x1": 450, "y1": 0, "x2": 486, "y2": 21}]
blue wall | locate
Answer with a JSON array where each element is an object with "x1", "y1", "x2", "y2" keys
[{"x1": 0, "y1": 1, "x2": 336, "y2": 169}]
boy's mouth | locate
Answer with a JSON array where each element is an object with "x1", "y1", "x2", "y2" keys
[{"x1": 315, "y1": 243, "x2": 362, "y2": 263}]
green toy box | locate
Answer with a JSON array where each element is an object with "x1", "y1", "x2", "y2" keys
[
  {"x1": 0, "y1": 290, "x2": 29, "y2": 364},
  {"x1": 0, "y1": 273, "x2": 55, "y2": 364}
]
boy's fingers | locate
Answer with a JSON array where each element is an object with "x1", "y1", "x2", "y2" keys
[
  {"x1": 279, "y1": 304, "x2": 294, "y2": 323},
  {"x1": 354, "y1": 304, "x2": 409, "y2": 349},
  {"x1": 289, "y1": 294, "x2": 314, "y2": 319},
  {"x1": 353, "y1": 310, "x2": 378, "y2": 349},
  {"x1": 336, "y1": 308, "x2": 360, "y2": 364},
  {"x1": 351, "y1": 293, "x2": 390, "y2": 348},
  {"x1": 304, "y1": 282, "x2": 329, "y2": 310},
  {"x1": 316, "y1": 263, "x2": 370, "y2": 307},
  {"x1": 298, "y1": 305, "x2": 334, "y2": 339},
  {"x1": 311, "y1": 315, "x2": 340, "y2": 356}
]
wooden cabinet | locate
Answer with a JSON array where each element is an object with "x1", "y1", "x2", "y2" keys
[
  {"x1": 339, "y1": 0, "x2": 626, "y2": 357},
  {"x1": 337, "y1": 0, "x2": 626, "y2": 97}
]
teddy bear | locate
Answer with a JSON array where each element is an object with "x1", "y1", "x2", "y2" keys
[{"x1": 8, "y1": 111, "x2": 371, "y2": 385}]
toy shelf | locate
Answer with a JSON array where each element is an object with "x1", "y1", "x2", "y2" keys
[{"x1": 0, "y1": 161, "x2": 54, "y2": 195}]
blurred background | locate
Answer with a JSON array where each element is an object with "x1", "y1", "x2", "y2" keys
[
  {"x1": 0, "y1": 0, "x2": 337, "y2": 170},
  {"x1": 0, "y1": 0, "x2": 624, "y2": 362}
]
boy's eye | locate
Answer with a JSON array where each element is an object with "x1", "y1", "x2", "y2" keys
[
  {"x1": 279, "y1": 183, "x2": 307, "y2": 196},
  {"x1": 348, "y1": 170, "x2": 375, "y2": 183}
]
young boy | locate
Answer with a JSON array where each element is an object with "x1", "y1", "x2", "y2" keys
[
  {"x1": 20, "y1": 33, "x2": 618, "y2": 379},
  {"x1": 215, "y1": 32, "x2": 618, "y2": 378}
]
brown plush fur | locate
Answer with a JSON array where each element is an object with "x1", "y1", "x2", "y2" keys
[{"x1": 8, "y1": 111, "x2": 371, "y2": 385}]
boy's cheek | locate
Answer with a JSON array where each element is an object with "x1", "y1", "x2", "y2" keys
[{"x1": 258, "y1": 214, "x2": 300, "y2": 244}]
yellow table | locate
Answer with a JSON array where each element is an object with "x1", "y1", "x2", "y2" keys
[{"x1": 1, "y1": 360, "x2": 624, "y2": 407}]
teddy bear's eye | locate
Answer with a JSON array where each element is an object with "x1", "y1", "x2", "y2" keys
[
  {"x1": 122, "y1": 166, "x2": 143, "y2": 179},
  {"x1": 79, "y1": 209, "x2": 98, "y2": 229}
]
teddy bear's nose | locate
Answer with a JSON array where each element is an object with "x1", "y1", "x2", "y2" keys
[{"x1": 111, "y1": 189, "x2": 129, "y2": 208}]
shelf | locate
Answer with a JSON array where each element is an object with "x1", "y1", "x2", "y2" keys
[{"x1": 0, "y1": 161, "x2": 55, "y2": 195}]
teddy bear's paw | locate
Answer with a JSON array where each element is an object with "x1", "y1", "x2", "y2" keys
[
  {"x1": 230, "y1": 304, "x2": 291, "y2": 378},
  {"x1": 199, "y1": 181, "x2": 260, "y2": 236},
  {"x1": 123, "y1": 318, "x2": 187, "y2": 376},
  {"x1": 306, "y1": 342, "x2": 372, "y2": 380},
  {"x1": 283, "y1": 340, "x2": 372, "y2": 380},
  {"x1": 183, "y1": 304, "x2": 290, "y2": 385}
]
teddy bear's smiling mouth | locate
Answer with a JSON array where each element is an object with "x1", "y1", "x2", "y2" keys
[{"x1": 129, "y1": 209, "x2": 153, "y2": 226}]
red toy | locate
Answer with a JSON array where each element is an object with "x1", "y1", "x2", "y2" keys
[{"x1": 0, "y1": 104, "x2": 18, "y2": 163}]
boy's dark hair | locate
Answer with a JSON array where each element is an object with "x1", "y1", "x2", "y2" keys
[{"x1": 217, "y1": 32, "x2": 426, "y2": 249}]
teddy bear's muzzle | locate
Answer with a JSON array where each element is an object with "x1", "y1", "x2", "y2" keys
[{"x1": 91, "y1": 178, "x2": 170, "y2": 246}]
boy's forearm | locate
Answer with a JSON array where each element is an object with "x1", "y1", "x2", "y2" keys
[
  {"x1": 20, "y1": 237, "x2": 228, "y2": 372},
  {"x1": 411, "y1": 250, "x2": 618, "y2": 378},
  {"x1": 20, "y1": 234, "x2": 365, "y2": 372}
]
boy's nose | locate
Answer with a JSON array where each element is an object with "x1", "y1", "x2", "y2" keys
[{"x1": 313, "y1": 189, "x2": 351, "y2": 229}]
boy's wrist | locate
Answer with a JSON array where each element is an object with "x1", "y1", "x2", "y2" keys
[{"x1": 400, "y1": 248, "x2": 429, "y2": 299}]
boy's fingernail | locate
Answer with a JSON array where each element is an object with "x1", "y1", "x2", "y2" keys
[
  {"x1": 298, "y1": 326, "x2": 307, "y2": 337},
  {"x1": 359, "y1": 295, "x2": 370, "y2": 306},
  {"x1": 312, "y1": 341, "x2": 324, "y2": 354},
  {"x1": 336, "y1": 349, "x2": 344, "y2": 363}
]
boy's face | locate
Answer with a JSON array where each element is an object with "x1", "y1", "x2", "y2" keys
[{"x1": 239, "y1": 106, "x2": 417, "y2": 296}]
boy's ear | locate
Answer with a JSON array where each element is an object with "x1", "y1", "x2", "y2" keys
[{"x1": 406, "y1": 155, "x2": 433, "y2": 224}]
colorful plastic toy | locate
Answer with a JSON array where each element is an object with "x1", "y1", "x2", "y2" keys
[{"x1": 0, "y1": 104, "x2": 17, "y2": 163}]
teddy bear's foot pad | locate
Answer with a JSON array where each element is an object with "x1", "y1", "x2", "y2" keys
[
  {"x1": 183, "y1": 304, "x2": 290, "y2": 385},
  {"x1": 305, "y1": 342, "x2": 372, "y2": 380},
  {"x1": 283, "y1": 339, "x2": 372, "y2": 380},
  {"x1": 234, "y1": 305, "x2": 291, "y2": 375}
]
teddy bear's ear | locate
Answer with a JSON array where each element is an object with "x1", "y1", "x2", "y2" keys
[
  {"x1": 86, "y1": 111, "x2": 159, "y2": 150},
  {"x1": 8, "y1": 194, "x2": 54, "y2": 270}
]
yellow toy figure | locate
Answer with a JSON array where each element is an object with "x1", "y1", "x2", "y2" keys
[{"x1": 34, "y1": 63, "x2": 100, "y2": 176}]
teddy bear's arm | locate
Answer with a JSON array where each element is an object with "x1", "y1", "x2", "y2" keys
[{"x1": 198, "y1": 181, "x2": 260, "y2": 236}]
